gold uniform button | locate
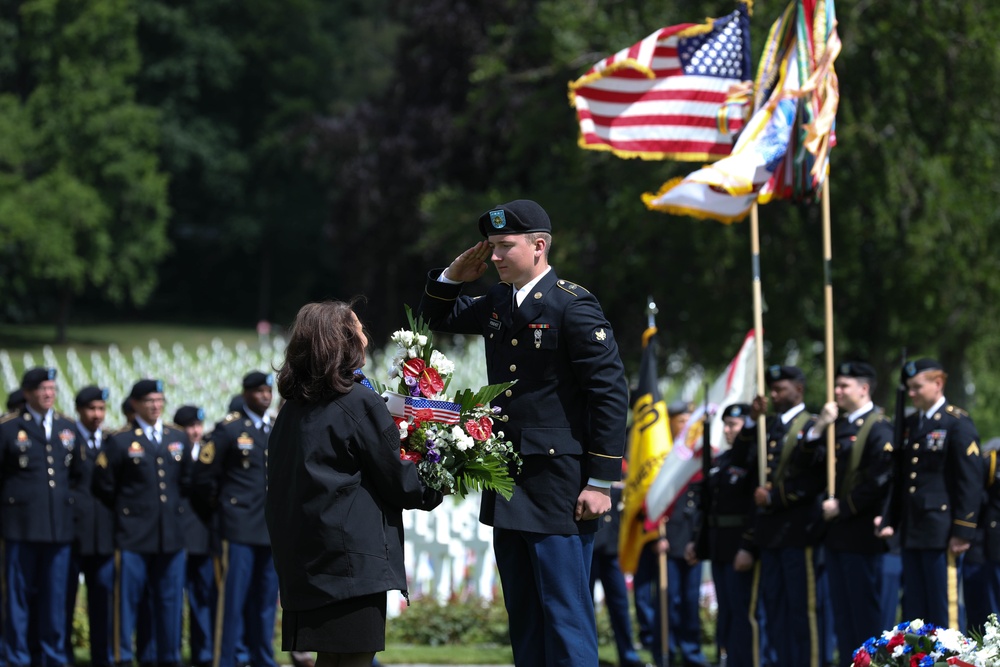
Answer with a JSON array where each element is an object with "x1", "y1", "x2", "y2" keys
[
  {"x1": 548, "y1": 448, "x2": 556, "y2": 456},
  {"x1": 913, "y1": 443, "x2": 919, "y2": 450},
  {"x1": 765, "y1": 467, "x2": 772, "y2": 474},
  {"x1": 505, "y1": 390, "x2": 513, "y2": 397},
  {"x1": 159, "y1": 482, "x2": 167, "y2": 490},
  {"x1": 909, "y1": 486, "x2": 916, "y2": 494},
  {"x1": 911, "y1": 457, "x2": 918, "y2": 464},
  {"x1": 910, "y1": 472, "x2": 917, "y2": 479},
  {"x1": 941, "y1": 505, "x2": 947, "y2": 511},
  {"x1": 46, "y1": 456, "x2": 53, "y2": 464},
  {"x1": 992, "y1": 521, "x2": 997, "y2": 528},
  {"x1": 47, "y1": 468, "x2": 55, "y2": 475},
  {"x1": 230, "y1": 497, "x2": 238, "y2": 505},
  {"x1": 603, "y1": 515, "x2": 612, "y2": 523},
  {"x1": 123, "y1": 508, "x2": 130, "y2": 515},
  {"x1": 509, "y1": 364, "x2": 517, "y2": 372},
  {"x1": 160, "y1": 494, "x2": 167, "y2": 503},
  {"x1": 511, "y1": 339, "x2": 518, "y2": 346},
  {"x1": 158, "y1": 470, "x2": 166, "y2": 478},
  {"x1": 46, "y1": 445, "x2": 52, "y2": 452},
  {"x1": 48, "y1": 480, "x2": 56, "y2": 488},
  {"x1": 767, "y1": 454, "x2": 774, "y2": 461},
  {"x1": 157, "y1": 457, "x2": 164, "y2": 465},
  {"x1": 489, "y1": 334, "x2": 494, "y2": 339}
]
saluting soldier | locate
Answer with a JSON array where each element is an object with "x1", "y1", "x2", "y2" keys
[
  {"x1": 808, "y1": 362, "x2": 894, "y2": 667},
  {"x1": 175, "y1": 405, "x2": 216, "y2": 667},
  {"x1": 93, "y1": 379, "x2": 192, "y2": 667},
  {"x1": 741, "y1": 365, "x2": 826, "y2": 667},
  {"x1": 418, "y1": 199, "x2": 629, "y2": 666},
  {"x1": 704, "y1": 403, "x2": 759, "y2": 667},
  {"x1": 193, "y1": 372, "x2": 278, "y2": 667},
  {"x1": 878, "y1": 358, "x2": 981, "y2": 630},
  {"x1": 67, "y1": 386, "x2": 115, "y2": 667},
  {"x1": 0, "y1": 367, "x2": 81, "y2": 667}
]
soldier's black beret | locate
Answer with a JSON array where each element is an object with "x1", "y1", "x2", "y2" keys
[
  {"x1": 121, "y1": 398, "x2": 134, "y2": 417},
  {"x1": 21, "y1": 367, "x2": 56, "y2": 390},
  {"x1": 228, "y1": 395, "x2": 244, "y2": 412},
  {"x1": 903, "y1": 358, "x2": 943, "y2": 379},
  {"x1": 765, "y1": 365, "x2": 805, "y2": 386},
  {"x1": 667, "y1": 400, "x2": 694, "y2": 418},
  {"x1": 6, "y1": 389, "x2": 25, "y2": 411},
  {"x1": 174, "y1": 405, "x2": 205, "y2": 427},
  {"x1": 836, "y1": 361, "x2": 876, "y2": 380},
  {"x1": 242, "y1": 371, "x2": 274, "y2": 390},
  {"x1": 478, "y1": 199, "x2": 552, "y2": 237},
  {"x1": 129, "y1": 379, "x2": 163, "y2": 400},
  {"x1": 75, "y1": 386, "x2": 109, "y2": 408},
  {"x1": 722, "y1": 403, "x2": 751, "y2": 419}
]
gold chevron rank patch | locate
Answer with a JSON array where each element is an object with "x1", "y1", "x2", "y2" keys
[{"x1": 968, "y1": 442, "x2": 980, "y2": 457}]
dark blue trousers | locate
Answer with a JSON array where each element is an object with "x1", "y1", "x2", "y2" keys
[
  {"x1": 590, "y1": 551, "x2": 641, "y2": 666},
  {"x1": 759, "y1": 547, "x2": 826, "y2": 667},
  {"x1": 962, "y1": 559, "x2": 1000, "y2": 635},
  {"x1": 901, "y1": 549, "x2": 963, "y2": 630},
  {"x1": 712, "y1": 562, "x2": 755, "y2": 667},
  {"x1": 217, "y1": 542, "x2": 278, "y2": 667},
  {"x1": 3, "y1": 541, "x2": 70, "y2": 667},
  {"x1": 186, "y1": 553, "x2": 216, "y2": 666},
  {"x1": 633, "y1": 542, "x2": 658, "y2": 650},
  {"x1": 826, "y1": 550, "x2": 882, "y2": 667},
  {"x1": 115, "y1": 550, "x2": 185, "y2": 664},
  {"x1": 879, "y1": 552, "x2": 902, "y2": 630},
  {"x1": 66, "y1": 552, "x2": 114, "y2": 667},
  {"x1": 650, "y1": 557, "x2": 707, "y2": 667},
  {"x1": 494, "y1": 528, "x2": 598, "y2": 667}
]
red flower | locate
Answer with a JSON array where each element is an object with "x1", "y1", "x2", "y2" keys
[
  {"x1": 887, "y1": 634, "x2": 905, "y2": 650},
  {"x1": 418, "y1": 367, "x2": 444, "y2": 397},
  {"x1": 852, "y1": 648, "x2": 871, "y2": 667},
  {"x1": 414, "y1": 409, "x2": 435, "y2": 423},
  {"x1": 402, "y1": 358, "x2": 425, "y2": 377},
  {"x1": 465, "y1": 419, "x2": 489, "y2": 441},
  {"x1": 400, "y1": 449, "x2": 423, "y2": 463},
  {"x1": 910, "y1": 653, "x2": 927, "y2": 667},
  {"x1": 478, "y1": 416, "x2": 493, "y2": 434}
]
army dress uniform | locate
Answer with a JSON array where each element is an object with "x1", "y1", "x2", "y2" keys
[
  {"x1": 419, "y1": 233, "x2": 628, "y2": 664},
  {"x1": 814, "y1": 401, "x2": 894, "y2": 667},
  {"x1": 739, "y1": 402, "x2": 825, "y2": 667},
  {"x1": 0, "y1": 405, "x2": 81, "y2": 667},
  {"x1": 885, "y1": 399, "x2": 981, "y2": 629},
  {"x1": 192, "y1": 408, "x2": 277, "y2": 667},
  {"x1": 704, "y1": 432, "x2": 759, "y2": 667},
  {"x1": 68, "y1": 417, "x2": 116, "y2": 667},
  {"x1": 93, "y1": 419, "x2": 193, "y2": 666},
  {"x1": 963, "y1": 440, "x2": 1000, "y2": 634}
]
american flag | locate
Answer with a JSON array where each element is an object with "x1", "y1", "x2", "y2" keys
[
  {"x1": 404, "y1": 397, "x2": 462, "y2": 425},
  {"x1": 569, "y1": 2, "x2": 752, "y2": 162}
]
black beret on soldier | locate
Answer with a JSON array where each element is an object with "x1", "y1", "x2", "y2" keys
[
  {"x1": 129, "y1": 379, "x2": 163, "y2": 400},
  {"x1": 21, "y1": 367, "x2": 56, "y2": 391},
  {"x1": 764, "y1": 364, "x2": 805, "y2": 386},
  {"x1": 75, "y1": 386, "x2": 109, "y2": 408},
  {"x1": 242, "y1": 371, "x2": 274, "y2": 390},
  {"x1": 173, "y1": 405, "x2": 205, "y2": 427},
  {"x1": 478, "y1": 199, "x2": 552, "y2": 237},
  {"x1": 6, "y1": 389, "x2": 25, "y2": 411},
  {"x1": 722, "y1": 403, "x2": 751, "y2": 419},
  {"x1": 902, "y1": 358, "x2": 943, "y2": 379}
]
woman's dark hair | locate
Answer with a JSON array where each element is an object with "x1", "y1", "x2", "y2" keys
[{"x1": 276, "y1": 300, "x2": 366, "y2": 403}]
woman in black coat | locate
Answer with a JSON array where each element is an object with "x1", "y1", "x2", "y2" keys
[{"x1": 266, "y1": 301, "x2": 443, "y2": 667}]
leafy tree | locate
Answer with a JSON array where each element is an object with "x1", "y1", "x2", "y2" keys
[{"x1": 0, "y1": 0, "x2": 169, "y2": 341}]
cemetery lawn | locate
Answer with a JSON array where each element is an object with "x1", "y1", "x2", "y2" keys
[{"x1": 0, "y1": 322, "x2": 261, "y2": 355}]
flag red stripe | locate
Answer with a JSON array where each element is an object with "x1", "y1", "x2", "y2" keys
[
  {"x1": 575, "y1": 88, "x2": 730, "y2": 104},
  {"x1": 580, "y1": 135, "x2": 733, "y2": 156},
  {"x1": 581, "y1": 111, "x2": 741, "y2": 130}
]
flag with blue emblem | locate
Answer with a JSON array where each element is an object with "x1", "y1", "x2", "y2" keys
[
  {"x1": 404, "y1": 397, "x2": 462, "y2": 425},
  {"x1": 569, "y1": 1, "x2": 752, "y2": 162},
  {"x1": 642, "y1": 0, "x2": 841, "y2": 222}
]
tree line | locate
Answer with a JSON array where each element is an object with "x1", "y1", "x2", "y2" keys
[{"x1": 1, "y1": 0, "x2": 999, "y2": 431}]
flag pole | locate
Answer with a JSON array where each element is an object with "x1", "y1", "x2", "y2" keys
[
  {"x1": 822, "y1": 179, "x2": 836, "y2": 496},
  {"x1": 657, "y1": 517, "x2": 669, "y2": 667},
  {"x1": 750, "y1": 203, "x2": 767, "y2": 486}
]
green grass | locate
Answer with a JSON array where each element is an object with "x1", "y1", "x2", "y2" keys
[{"x1": 0, "y1": 322, "x2": 264, "y2": 354}]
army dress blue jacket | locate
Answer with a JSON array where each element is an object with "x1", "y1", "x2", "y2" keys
[
  {"x1": 885, "y1": 404, "x2": 981, "y2": 549},
  {"x1": 704, "y1": 440, "x2": 758, "y2": 563},
  {"x1": 71, "y1": 426, "x2": 115, "y2": 556},
  {"x1": 0, "y1": 407, "x2": 81, "y2": 543},
  {"x1": 92, "y1": 422, "x2": 193, "y2": 554},
  {"x1": 419, "y1": 268, "x2": 629, "y2": 535},
  {"x1": 192, "y1": 409, "x2": 269, "y2": 546}
]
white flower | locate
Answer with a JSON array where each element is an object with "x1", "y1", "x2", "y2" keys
[
  {"x1": 430, "y1": 350, "x2": 455, "y2": 376},
  {"x1": 891, "y1": 645, "x2": 905, "y2": 658},
  {"x1": 908, "y1": 619, "x2": 924, "y2": 633},
  {"x1": 398, "y1": 423, "x2": 410, "y2": 439},
  {"x1": 391, "y1": 330, "x2": 415, "y2": 347},
  {"x1": 407, "y1": 346, "x2": 419, "y2": 359},
  {"x1": 936, "y1": 628, "x2": 969, "y2": 652},
  {"x1": 450, "y1": 426, "x2": 474, "y2": 451},
  {"x1": 416, "y1": 334, "x2": 428, "y2": 347}
]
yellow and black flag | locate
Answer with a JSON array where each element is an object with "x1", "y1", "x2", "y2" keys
[{"x1": 618, "y1": 326, "x2": 673, "y2": 574}]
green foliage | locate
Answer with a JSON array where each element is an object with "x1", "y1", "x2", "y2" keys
[
  {"x1": 452, "y1": 381, "x2": 516, "y2": 413},
  {"x1": 387, "y1": 595, "x2": 510, "y2": 647}
]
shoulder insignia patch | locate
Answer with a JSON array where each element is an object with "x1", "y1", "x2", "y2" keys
[
  {"x1": 557, "y1": 279, "x2": 590, "y2": 296},
  {"x1": 223, "y1": 412, "x2": 241, "y2": 424},
  {"x1": 109, "y1": 425, "x2": 131, "y2": 436},
  {"x1": 96, "y1": 451, "x2": 108, "y2": 469},
  {"x1": 968, "y1": 442, "x2": 980, "y2": 457},
  {"x1": 163, "y1": 421, "x2": 180, "y2": 431},
  {"x1": 883, "y1": 442, "x2": 894, "y2": 453},
  {"x1": 0, "y1": 412, "x2": 16, "y2": 424},
  {"x1": 595, "y1": 328, "x2": 607, "y2": 341},
  {"x1": 946, "y1": 405, "x2": 969, "y2": 418},
  {"x1": 199, "y1": 442, "x2": 216, "y2": 464}
]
